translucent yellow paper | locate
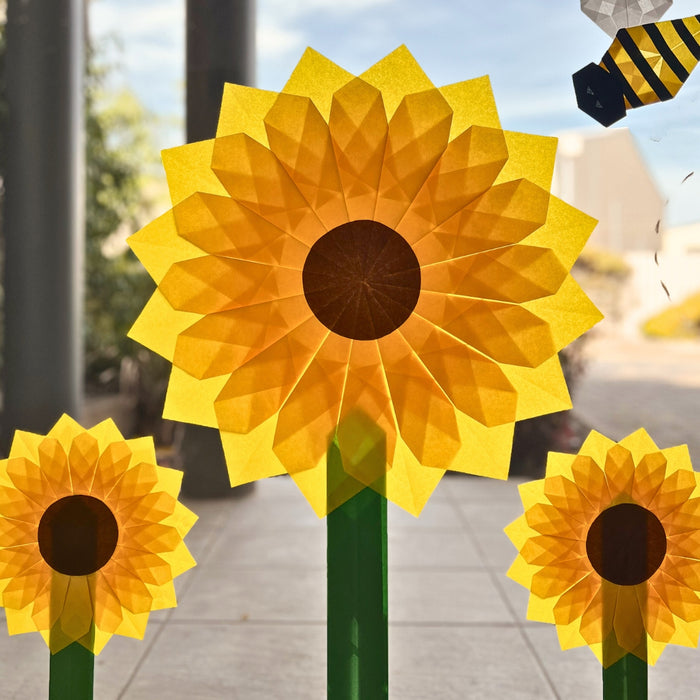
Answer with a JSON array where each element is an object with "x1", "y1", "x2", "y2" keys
[
  {"x1": 129, "y1": 46, "x2": 602, "y2": 517},
  {"x1": 573, "y1": 15, "x2": 700, "y2": 126},
  {"x1": 506, "y1": 429, "x2": 700, "y2": 667},
  {"x1": 0, "y1": 414, "x2": 197, "y2": 654}
]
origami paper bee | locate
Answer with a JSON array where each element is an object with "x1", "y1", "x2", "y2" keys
[{"x1": 573, "y1": 14, "x2": 700, "y2": 126}]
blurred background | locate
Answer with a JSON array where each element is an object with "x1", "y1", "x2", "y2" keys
[
  {"x1": 2, "y1": 0, "x2": 700, "y2": 479},
  {"x1": 3, "y1": 2, "x2": 700, "y2": 697}
]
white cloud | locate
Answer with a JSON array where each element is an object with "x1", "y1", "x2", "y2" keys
[
  {"x1": 261, "y1": 0, "x2": 393, "y2": 19},
  {"x1": 496, "y1": 92, "x2": 576, "y2": 124},
  {"x1": 257, "y1": 23, "x2": 305, "y2": 60},
  {"x1": 90, "y1": 0, "x2": 183, "y2": 42},
  {"x1": 257, "y1": 0, "x2": 395, "y2": 61}
]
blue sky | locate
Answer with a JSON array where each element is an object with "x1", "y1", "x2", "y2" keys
[{"x1": 90, "y1": 0, "x2": 700, "y2": 225}]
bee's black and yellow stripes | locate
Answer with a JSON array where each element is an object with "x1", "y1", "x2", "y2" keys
[{"x1": 573, "y1": 15, "x2": 700, "y2": 126}]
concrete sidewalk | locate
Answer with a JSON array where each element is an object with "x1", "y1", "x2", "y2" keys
[
  {"x1": 2, "y1": 473, "x2": 700, "y2": 699},
  {"x1": 3, "y1": 334, "x2": 700, "y2": 698},
  {"x1": 574, "y1": 334, "x2": 700, "y2": 463}
]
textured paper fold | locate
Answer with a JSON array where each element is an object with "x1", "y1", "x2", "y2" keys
[
  {"x1": 0, "y1": 415, "x2": 196, "y2": 654},
  {"x1": 129, "y1": 46, "x2": 602, "y2": 516},
  {"x1": 506, "y1": 429, "x2": 700, "y2": 666}
]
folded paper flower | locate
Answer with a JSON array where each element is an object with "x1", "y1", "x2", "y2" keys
[
  {"x1": 128, "y1": 46, "x2": 602, "y2": 516},
  {"x1": 506, "y1": 429, "x2": 700, "y2": 666},
  {"x1": 0, "y1": 415, "x2": 197, "y2": 654}
]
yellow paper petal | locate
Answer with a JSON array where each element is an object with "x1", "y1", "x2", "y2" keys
[
  {"x1": 381, "y1": 437, "x2": 445, "y2": 515},
  {"x1": 500, "y1": 355, "x2": 572, "y2": 421},
  {"x1": 0, "y1": 416, "x2": 196, "y2": 654},
  {"x1": 415, "y1": 292, "x2": 556, "y2": 368},
  {"x1": 126, "y1": 47, "x2": 600, "y2": 518},
  {"x1": 494, "y1": 131, "x2": 557, "y2": 190},
  {"x1": 523, "y1": 274, "x2": 603, "y2": 351},
  {"x1": 439, "y1": 76, "x2": 501, "y2": 136},
  {"x1": 161, "y1": 140, "x2": 229, "y2": 205},
  {"x1": 128, "y1": 210, "x2": 208, "y2": 285},
  {"x1": 129, "y1": 289, "x2": 201, "y2": 362},
  {"x1": 163, "y1": 367, "x2": 227, "y2": 428},
  {"x1": 216, "y1": 83, "x2": 278, "y2": 143},
  {"x1": 265, "y1": 93, "x2": 348, "y2": 230},
  {"x1": 220, "y1": 422, "x2": 287, "y2": 487},
  {"x1": 397, "y1": 125, "x2": 508, "y2": 240},
  {"x1": 373, "y1": 88, "x2": 453, "y2": 228},
  {"x1": 505, "y1": 428, "x2": 700, "y2": 666},
  {"x1": 282, "y1": 47, "x2": 354, "y2": 118},
  {"x1": 398, "y1": 313, "x2": 517, "y2": 427},
  {"x1": 522, "y1": 195, "x2": 598, "y2": 270},
  {"x1": 273, "y1": 333, "x2": 350, "y2": 474},
  {"x1": 328, "y1": 77, "x2": 388, "y2": 220},
  {"x1": 360, "y1": 45, "x2": 434, "y2": 116}
]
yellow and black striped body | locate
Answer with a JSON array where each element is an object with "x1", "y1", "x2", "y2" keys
[{"x1": 573, "y1": 15, "x2": 700, "y2": 126}]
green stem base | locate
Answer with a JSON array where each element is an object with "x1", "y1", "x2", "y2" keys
[
  {"x1": 603, "y1": 653, "x2": 647, "y2": 700},
  {"x1": 327, "y1": 442, "x2": 388, "y2": 699},
  {"x1": 49, "y1": 642, "x2": 94, "y2": 700}
]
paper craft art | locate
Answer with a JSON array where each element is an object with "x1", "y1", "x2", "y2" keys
[
  {"x1": 128, "y1": 46, "x2": 601, "y2": 517},
  {"x1": 581, "y1": 0, "x2": 673, "y2": 37},
  {"x1": 506, "y1": 429, "x2": 700, "y2": 667},
  {"x1": 0, "y1": 415, "x2": 197, "y2": 654},
  {"x1": 573, "y1": 14, "x2": 700, "y2": 126}
]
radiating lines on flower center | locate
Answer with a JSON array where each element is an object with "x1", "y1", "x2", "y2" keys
[
  {"x1": 586, "y1": 502, "x2": 667, "y2": 586},
  {"x1": 302, "y1": 220, "x2": 421, "y2": 340},
  {"x1": 38, "y1": 495, "x2": 119, "y2": 576}
]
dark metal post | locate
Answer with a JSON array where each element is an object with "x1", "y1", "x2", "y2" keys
[
  {"x1": 3, "y1": 0, "x2": 84, "y2": 444},
  {"x1": 187, "y1": 0, "x2": 256, "y2": 142},
  {"x1": 179, "y1": 0, "x2": 256, "y2": 497}
]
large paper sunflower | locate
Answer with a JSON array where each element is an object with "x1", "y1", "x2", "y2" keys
[
  {"x1": 128, "y1": 46, "x2": 601, "y2": 517},
  {"x1": 0, "y1": 414, "x2": 197, "y2": 654},
  {"x1": 506, "y1": 429, "x2": 700, "y2": 666}
]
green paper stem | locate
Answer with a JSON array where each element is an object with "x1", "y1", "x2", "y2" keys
[
  {"x1": 49, "y1": 642, "x2": 94, "y2": 700},
  {"x1": 602, "y1": 652, "x2": 647, "y2": 699},
  {"x1": 327, "y1": 439, "x2": 388, "y2": 699}
]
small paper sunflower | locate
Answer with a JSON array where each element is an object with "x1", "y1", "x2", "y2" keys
[
  {"x1": 128, "y1": 46, "x2": 601, "y2": 516},
  {"x1": 506, "y1": 428, "x2": 700, "y2": 666},
  {"x1": 0, "y1": 414, "x2": 197, "y2": 654}
]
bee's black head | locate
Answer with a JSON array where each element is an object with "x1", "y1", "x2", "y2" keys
[{"x1": 572, "y1": 63, "x2": 627, "y2": 127}]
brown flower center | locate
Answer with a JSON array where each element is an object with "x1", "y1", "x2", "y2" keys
[
  {"x1": 585, "y1": 502, "x2": 666, "y2": 586},
  {"x1": 302, "y1": 220, "x2": 421, "y2": 340},
  {"x1": 38, "y1": 495, "x2": 119, "y2": 576}
]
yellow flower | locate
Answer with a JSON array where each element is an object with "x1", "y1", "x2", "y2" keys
[
  {"x1": 128, "y1": 46, "x2": 601, "y2": 517},
  {"x1": 506, "y1": 429, "x2": 700, "y2": 666},
  {"x1": 0, "y1": 415, "x2": 197, "y2": 654}
]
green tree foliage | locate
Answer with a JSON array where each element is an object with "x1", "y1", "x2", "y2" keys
[
  {"x1": 84, "y1": 51, "x2": 158, "y2": 391},
  {"x1": 0, "y1": 12, "x2": 160, "y2": 392}
]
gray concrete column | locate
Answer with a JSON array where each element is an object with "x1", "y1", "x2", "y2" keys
[
  {"x1": 3, "y1": 0, "x2": 84, "y2": 446},
  {"x1": 187, "y1": 0, "x2": 256, "y2": 142},
  {"x1": 179, "y1": 0, "x2": 256, "y2": 497}
]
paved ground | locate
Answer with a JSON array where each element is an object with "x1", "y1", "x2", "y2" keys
[
  {"x1": 574, "y1": 334, "x2": 700, "y2": 464},
  {"x1": 2, "y1": 334, "x2": 700, "y2": 698}
]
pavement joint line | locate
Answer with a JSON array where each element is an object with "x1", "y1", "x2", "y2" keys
[
  {"x1": 445, "y1": 480, "x2": 562, "y2": 700},
  {"x1": 158, "y1": 618, "x2": 544, "y2": 628},
  {"x1": 115, "y1": 620, "x2": 166, "y2": 700},
  {"x1": 209, "y1": 565, "x2": 327, "y2": 571},
  {"x1": 177, "y1": 565, "x2": 492, "y2": 571},
  {"x1": 161, "y1": 619, "x2": 327, "y2": 626},
  {"x1": 116, "y1": 500, "x2": 236, "y2": 699},
  {"x1": 387, "y1": 566, "x2": 496, "y2": 572},
  {"x1": 389, "y1": 526, "x2": 468, "y2": 531}
]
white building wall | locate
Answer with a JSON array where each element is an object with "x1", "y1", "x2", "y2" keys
[{"x1": 553, "y1": 128, "x2": 663, "y2": 253}]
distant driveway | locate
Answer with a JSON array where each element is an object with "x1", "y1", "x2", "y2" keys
[{"x1": 573, "y1": 334, "x2": 700, "y2": 463}]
